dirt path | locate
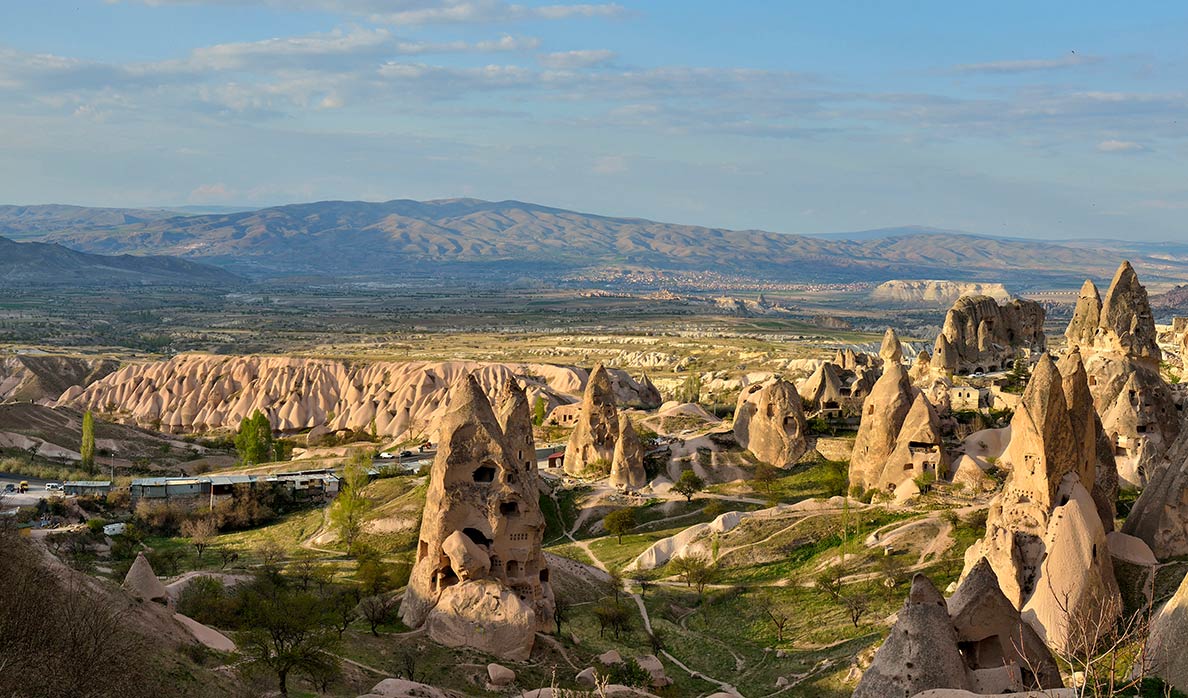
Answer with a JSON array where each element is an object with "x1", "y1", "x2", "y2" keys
[{"x1": 570, "y1": 508, "x2": 743, "y2": 695}]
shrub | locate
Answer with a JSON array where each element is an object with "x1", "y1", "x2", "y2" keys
[{"x1": 604, "y1": 658, "x2": 651, "y2": 688}]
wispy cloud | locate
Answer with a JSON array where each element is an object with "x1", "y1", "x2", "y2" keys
[
  {"x1": 120, "y1": 0, "x2": 625, "y2": 26},
  {"x1": 538, "y1": 49, "x2": 615, "y2": 69},
  {"x1": 954, "y1": 53, "x2": 1099, "y2": 74},
  {"x1": 1097, "y1": 139, "x2": 1146, "y2": 153}
]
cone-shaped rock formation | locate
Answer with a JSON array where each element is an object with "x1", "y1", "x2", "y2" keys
[
  {"x1": 400, "y1": 375, "x2": 553, "y2": 660},
  {"x1": 732, "y1": 378, "x2": 808, "y2": 468}
]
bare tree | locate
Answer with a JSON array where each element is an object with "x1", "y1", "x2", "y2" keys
[
  {"x1": 840, "y1": 589, "x2": 872, "y2": 628},
  {"x1": 759, "y1": 593, "x2": 793, "y2": 643},
  {"x1": 358, "y1": 595, "x2": 395, "y2": 636},
  {"x1": 181, "y1": 516, "x2": 217, "y2": 560}
]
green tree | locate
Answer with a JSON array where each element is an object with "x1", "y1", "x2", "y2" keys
[
  {"x1": 532, "y1": 396, "x2": 547, "y2": 426},
  {"x1": 235, "y1": 410, "x2": 274, "y2": 466},
  {"x1": 673, "y1": 470, "x2": 705, "y2": 502},
  {"x1": 330, "y1": 457, "x2": 373, "y2": 557},
  {"x1": 603, "y1": 508, "x2": 637, "y2": 544},
  {"x1": 752, "y1": 462, "x2": 778, "y2": 494},
  {"x1": 80, "y1": 410, "x2": 96, "y2": 473},
  {"x1": 240, "y1": 580, "x2": 340, "y2": 696},
  {"x1": 678, "y1": 372, "x2": 702, "y2": 404},
  {"x1": 669, "y1": 553, "x2": 716, "y2": 599}
]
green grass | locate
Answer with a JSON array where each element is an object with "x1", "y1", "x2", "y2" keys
[{"x1": 588, "y1": 526, "x2": 686, "y2": 571}]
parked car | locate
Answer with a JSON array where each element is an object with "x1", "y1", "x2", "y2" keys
[
  {"x1": 18, "y1": 481, "x2": 28, "y2": 493},
  {"x1": 45, "y1": 482, "x2": 64, "y2": 491},
  {"x1": 378, "y1": 452, "x2": 395, "y2": 459},
  {"x1": 400, "y1": 450, "x2": 414, "y2": 458},
  {"x1": 3, "y1": 483, "x2": 14, "y2": 493}
]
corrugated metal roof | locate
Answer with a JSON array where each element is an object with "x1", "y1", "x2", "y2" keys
[
  {"x1": 208, "y1": 475, "x2": 255, "y2": 485},
  {"x1": 64, "y1": 481, "x2": 112, "y2": 487}
]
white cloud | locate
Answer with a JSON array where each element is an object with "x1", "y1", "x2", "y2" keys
[
  {"x1": 119, "y1": 0, "x2": 625, "y2": 25},
  {"x1": 955, "y1": 54, "x2": 1099, "y2": 74},
  {"x1": 1097, "y1": 139, "x2": 1146, "y2": 153},
  {"x1": 538, "y1": 49, "x2": 614, "y2": 69}
]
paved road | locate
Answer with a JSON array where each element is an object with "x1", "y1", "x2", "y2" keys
[{"x1": 0, "y1": 472, "x2": 55, "y2": 507}]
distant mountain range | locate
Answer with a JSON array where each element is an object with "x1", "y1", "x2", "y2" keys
[
  {"x1": 0, "y1": 236, "x2": 241, "y2": 286},
  {"x1": 3, "y1": 199, "x2": 1186, "y2": 286}
]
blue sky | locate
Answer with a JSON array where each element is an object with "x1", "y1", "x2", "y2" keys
[{"x1": 2, "y1": 1, "x2": 1186, "y2": 240}]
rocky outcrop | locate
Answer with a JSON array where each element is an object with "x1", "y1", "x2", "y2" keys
[
  {"x1": 940, "y1": 296, "x2": 1046, "y2": 375},
  {"x1": 1064, "y1": 280, "x2": 1101, "y2": 350},
  {"x1": 932, "y1": 334, "x2": 958, "y2": 374},
  {"x1": 1065, "y1": 263, "x2": 1181, "y2": 488},
  {"x1": 876, "y1": 392, "x2": 949, "y2": 494},
  {"x1": 849, "y1": 364, "x2": 918, "y2": 493},
  {"x1": 399, "y1": 375, "x2": 553, "y2": 660},
  {"x1": 1097, "y1": 261, "x2": 1161, "y2": 366},
  {"x1": 610, "y1": 414, "x2": 646, "y2": 489},
  {"x1": 732, "y1": 378, "x2": 808, "y2": 468},
  {"x1": 1123, "y1": 423, "x2": 1188, "y2": 559},
  {"x1": 948, "y1": 558, "x2": 1062, "y2": 691},
  {"x1": 123, "y1": 552, "x2": 168, "y2": 604},
  {"x1": 61, "y1": 354, "x2": 657, "y2": 440},
  {"x1": 854, "y1": 575, "x2": 972, "y2": 698},
  {"x1": 635, "y1": 374, "x2": 662, "y2": 408},
  {"x1": 799, "y1": 362, "x2": 846, "y2": 415},
  {"x1": 871, "y1": 280, "x2": 1011, "y2": 307},
  {"x1": 1147, "y1": 568, "x2": 1188, "y2": 693},
  {"x1": 880, "y1": 328, "x2": 905, "y2": 365},
  {"x1": 563, "y1": 364, "x2": 620, "y2": 476},
  {"x1": 1056, "y1": 350, "x2": 1118, "y2": 530},
  {"x1": 960, "y1": 354, "x2": 1121, "y2": 652}
]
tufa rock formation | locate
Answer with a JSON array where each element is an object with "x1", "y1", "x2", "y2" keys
[
  {"x1": 563, "y1": 364, "x2": 620, "y2": 476},
  {"x1": 876, "y1": 392, "x2": 949, "y2": 496},
  {"x1": 399, "y1": 375, "x2": 553, "y2": 660},
  {"x1": 62, "y1": 354, "x2": 659, "y2": 441},
  {"x1": 940, "y1": 296, "x2": 1046, "y2": 375},
  {"x1": 732, "y1": 378, "x2": 808, "y2": 468},
  {"x1": 798, "y1": 361, "x2": 847, "y2": 415},
  {"x1": 880, "y1": 327, "x2": 905, "y2": 365},
  {"x1": 1146, "y1": 568, "x2": 1188, "y2": 693},
  {"x1": 960, "y1": 354, "x2": 1121, "y2": 652},
  {"x1": 123, "y1": 552, "x2": 168, "y2": 604},
  {"x1": 610, "y1": 414, "x2": 647, "y2": 489},
  {"x1": 853, "y1": 575, "x2": 972, "y2": 698},
  {"x1": 931, "y1": 334, "x2": 958, "y2": 375},
  {"x1": 1064, "y1": 262, "x2": 1181, "y2": 487},
  {"x1": 1064, "y1": 279, "x2": 1102, "y2": 350},
  {"x1": 849, "y1": 363, "x2": 918, "y2": 493},
  {"x1": 870, "y1": 280, "x2": 1011, "y2": 307},
  {"x1": 948, "y1": 559, "x2": 1062, "y2": 691},
  {"x1": 857, "y1": 566, "x2": 1065, "y2": 697},
  {"x1": 1123, "y1": 422, "x2": 1188, "y2": 559}
]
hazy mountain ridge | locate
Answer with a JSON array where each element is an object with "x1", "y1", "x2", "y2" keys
[
  {"x1": 7, "y1": 198, "x2": 1187, "y2": 284},
  {"x1": 0, "y1": 236, "x2": 242, "y2": 286}
]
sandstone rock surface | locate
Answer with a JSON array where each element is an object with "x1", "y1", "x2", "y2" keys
[
  {"x1": 732, "y1": 378, "x2": 807, "y2": 468},
  {"x1": 1147, "y1": 567, "x2": 1188, "y2": 693},
  {"x1": 849, "y1": 364, "x2": 918, "y2": 493},
  {"x1": 123, "y1": 552, "x2": 168, "y2": 603},
  {"x1": 610, "y1": 414, "x2": 646, "y2": 489},
  {"x1": 960, "y1": 354, "x2": 1121, "y2": 651},
  {"x1": 940, "y1": 296, "x2": 1046, "y2": 375},
  {"x1": 399, "y1": 375, "x2": 553, "y2": 659},
  {"x1": 564, "y1": 364, "x2": 619, "y2": 475},
  {"x1": 61, "y1": 354, "x2": 655, "y2": 441},
  {"x1": 853, "y1": 575, "x2": 972, "y2": 698}
]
